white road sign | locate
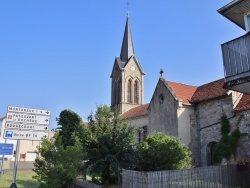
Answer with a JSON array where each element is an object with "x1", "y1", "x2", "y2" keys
[
  {"x1": 8, "y1": 106, "x2": 50, "y2": 116},
  {"x1": 6, "y1": 112, "x2": 50, "y2": 125},
  {"x1": 5, "y1": 122, "x2": 49, "y2": 131},
  {"x1": 4, "y1": 130, "x2": 48, "y2": 141}
]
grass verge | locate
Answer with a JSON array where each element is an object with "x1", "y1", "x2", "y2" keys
[{"x1": 0, "y1": 170, "x2": 39, "y2": 188}]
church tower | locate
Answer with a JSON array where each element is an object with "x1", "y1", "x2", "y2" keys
[{"x1": 111, "y1": 16, "x2": 145, "y2": 114}]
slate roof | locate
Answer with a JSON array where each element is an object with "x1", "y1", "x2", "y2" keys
[
  {"x1": 164, "y1": 80, "x2": 198, "y2": 105},
  {"x1": 235, "y1": 94, "x2": 250, "y2": 111},
  {"x1": 120, "y1": 104, "x2": 149, "y2": 119},
  {"x1": 190, "y1": 78, "x2": 228, "y2": 103},
  {"x1": 120, "y1": 17, "x2": 135, "y2": 63}
]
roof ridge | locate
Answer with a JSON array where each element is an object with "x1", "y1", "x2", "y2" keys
[{"x1": 166, "y1": 80, "x2": 198, "y2": 88}]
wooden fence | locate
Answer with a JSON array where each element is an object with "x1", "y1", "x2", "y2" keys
[{"x1": 122, "y1": 165, "x2": 250, "y2": 188}]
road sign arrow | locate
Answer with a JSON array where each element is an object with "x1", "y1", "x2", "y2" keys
[{"x1": 6, "y1": 112, "x2": 50, "y2": 125}]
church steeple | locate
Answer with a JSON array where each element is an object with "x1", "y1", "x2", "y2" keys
[
  {"x1": 111, "y1": 14, "x2": 145, "y2": 115},
  {"x1": 120, "y1": 16, "x2": 134, "y2": 62}
]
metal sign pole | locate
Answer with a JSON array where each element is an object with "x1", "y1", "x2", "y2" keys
[{"x1": 10, "y1": 139, "x2": 20, "y2": 188}]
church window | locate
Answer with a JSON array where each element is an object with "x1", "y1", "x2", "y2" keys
[
  {"x1": 113, "y1": 83, "x2": 117, "y2": 105},
  {"x1": 138, "y1": 126, "x2": 147, "y2": 143},
  {"x1": 134, "y1": 80, "x2": 139, "y2": 104},
  {"x1": 158, "y1": 94, "x2": 164, "y2": 104},
  {"x1": 117, "y1": 80, "x2": 121, "y2": 104},
  {"x1": 127, "y1": 79, "x2": 132, "y2": 103}
]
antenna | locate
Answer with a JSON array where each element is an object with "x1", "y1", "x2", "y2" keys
[{"x1": 127, "y1": 0, "x2": 130, "y2": 18}]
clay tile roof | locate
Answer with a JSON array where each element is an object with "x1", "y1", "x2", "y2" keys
[
  {"x1": 191, "y1": 78, "x2": 228, "y2": 103},
  {"x1": 164, "y1": 80, "x2": 198, "y2": 105},
  {"x1": 82, "y1": 122, "x2": 89, "y2": 127},
  {"x1": 120, "y1": 104, "x2": 149, "y2": 119},
  {"x1": 235, "y1": 94, "x2": 250, "y2": 111}
]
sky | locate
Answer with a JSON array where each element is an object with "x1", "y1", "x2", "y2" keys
[{"x1": 0, "y1": 0, "x2": 245, "y2": 129}]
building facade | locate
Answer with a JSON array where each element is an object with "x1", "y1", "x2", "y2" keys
[{"x1": 114, "y1": 13, "x2": 250, "y2": 166}]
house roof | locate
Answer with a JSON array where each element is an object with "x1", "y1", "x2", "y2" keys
[
  {"x1": 164, "y1": 80, "x2": 198, "y2": 105},
  {"x1": 190, "y1": 79, "x2": 228, "y2": 103},
  {"x1": 217, "y1": 0, "x2": 250, "y2": 30},
  {"x1": 82, "y1": 122, "x2": 89, "y2": 127},
  {"x1": 120, "y1": 104, "x2": 149, "y2": 119},
  {"x1": 235, "y1": 94, "x2": 250, "y2": 111}
]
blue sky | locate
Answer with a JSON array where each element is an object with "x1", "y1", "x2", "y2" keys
[{"x1": 0, "y1": 1, "x2": 245, "y2": 129}]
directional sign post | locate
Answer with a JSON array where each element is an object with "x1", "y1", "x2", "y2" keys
[
  {"x1": 6, "y1": 112, "x2": 50, "y2": 125},
  {"x1": 0, "y1": 143, "x2": 13, "y2": 155},
  {"x1": 5, "y1": 123, "x2": 49, "y2": 131},
  {"x1": 4, "y1": 130, "x2": 48, "y2": 141},
  {"x1": 0, "y1": 142, "x2": 13, "y2": 176},
  {"x1": 4, "y1": 105, "x2": 51, "y2": 187},
  {"x1": 8, "y1": 106, "x2": 51, "y2": 116}
]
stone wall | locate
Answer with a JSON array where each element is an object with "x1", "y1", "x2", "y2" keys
[
  {"x1": 196, "y1": 94, "x2": 250, "y2": 166},
  {"x1": 148, "y1": 79, "x2": 178, "y2": 137}
]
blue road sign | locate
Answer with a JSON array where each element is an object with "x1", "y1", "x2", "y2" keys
[{"x1": 0, "y1": 143, "x2": 13, "y2": 155}]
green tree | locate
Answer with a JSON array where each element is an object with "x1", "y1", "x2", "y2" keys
[
  {"x1": 136, "y1": 132, "x2": 192, "y2": 171},
  {"x1": 82, "y1": 105, "x2": 136, "y2": 185},
  {"x1": 57, "y1": 109, "x2": 84, "y2": 148},
  {"x1": 33, "y1": 133, "x2": 85, "y2": 188}
]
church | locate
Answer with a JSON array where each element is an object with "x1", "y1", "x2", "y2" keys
[{"x1": 110, "y1": 15, "x2": 250, "y2": 166}]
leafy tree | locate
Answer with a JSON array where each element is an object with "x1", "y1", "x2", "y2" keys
[
  {"x1": 82, "y1": 105, "x2": 136, "y2": 185},
  {"x1": 136, "y1": 132, "x2": 192, "y2": 171},
  {"x1": 33, "y1": 133, "x2": 85, "y2": 188},
  {"x1": 57, "y1": 109, "x2": 84, "y2": 148}
]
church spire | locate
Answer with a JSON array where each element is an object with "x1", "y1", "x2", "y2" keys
[{"x1": 120, "y1": 16, "x2": 135, "y2": 62}]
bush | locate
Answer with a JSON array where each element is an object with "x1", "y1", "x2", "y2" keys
[{"x1": 136, "y1": 132, "x2": 192, "y2": 171}]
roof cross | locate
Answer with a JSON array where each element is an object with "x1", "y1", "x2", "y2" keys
[
  {"x1": 127, "y1": 0, "x2": 130, "y2": 18},
  {"x1": 160, "y1": 69, "x2": 164, "y2": 77}
]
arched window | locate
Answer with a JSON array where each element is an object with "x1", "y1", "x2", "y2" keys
[
  {"x1": 206, "y1": 141, "x2": 217, "y2": 166},
  {"x1": 116, "y1": 83, "x2": 119, "y2": 104},
  {"x1": 113, "y1": 83, "x2": 117, "y2": 105},
  {"x1": 127, "y1": 79, "x2": 132, "y2": 103},
  {"x1": 117, "y1": 80, "x2": 121, "y2": 104},
  {"x1": 134, "y1": 80, "x2": 139, "y2": 104}
]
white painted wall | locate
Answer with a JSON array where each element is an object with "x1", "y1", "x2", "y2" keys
[{"x1": 177, "y1": 104, "x2": 194, "y2": 147}]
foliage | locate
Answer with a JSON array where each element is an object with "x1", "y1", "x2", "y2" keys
[
  {"x1": 57, "y1": 109, "x2": 84, "y2": 148},
  {"x1": 212, "y1": 136, "x2": 231, "y2": 164},
  {"x1": 229, "y1": 128, "x2": 241, "y2": 154},
  {"x1": 220, "y1": 114, "x2": 230, "y2": 135},
  {"x1": 33, "y1": 133, "x2": 85, "y2": 188},
  {"x1": 82, "y1": 105, "x2": 136, "y2": 185},
  {"x1": 136, "y1": 132, "x2": 192, "y2": 171},
  {"x1": 212, "y1": 114, "x2": 243, "y2": 164}
]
